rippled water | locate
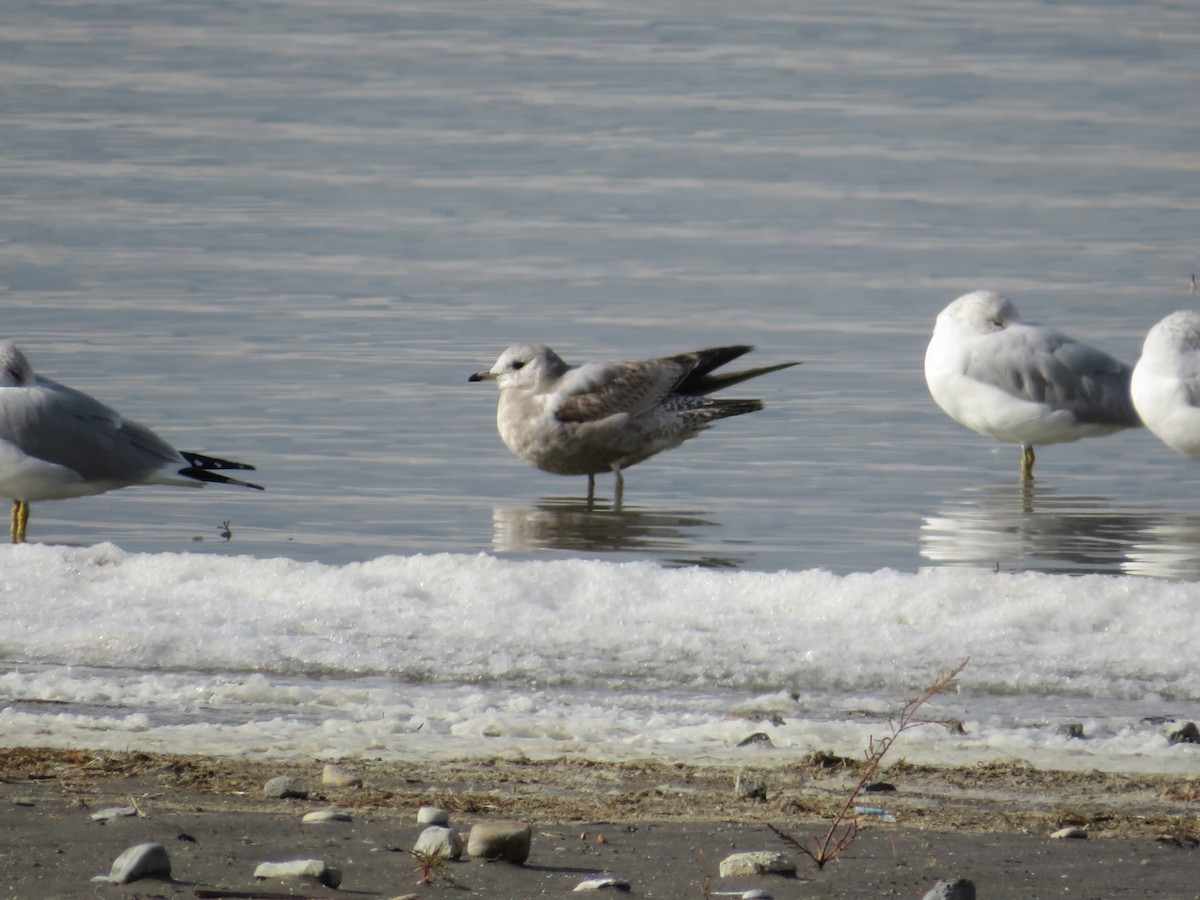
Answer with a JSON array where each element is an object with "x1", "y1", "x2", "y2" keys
[{"x1": 1, "y1": 0, "x2": 1198, "y2": 574}]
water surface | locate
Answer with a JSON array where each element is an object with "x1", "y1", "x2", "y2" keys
[{"x1": 1, "y1": 0, "x2": 1198, "y2": 575}]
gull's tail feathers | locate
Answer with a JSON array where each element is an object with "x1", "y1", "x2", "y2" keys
[
  {"x1": 673, "y1": 345, "x2": 801, "y2": 395},
  {"x1": 178, "y1": 451, "x2": 264, "y2": 490}
]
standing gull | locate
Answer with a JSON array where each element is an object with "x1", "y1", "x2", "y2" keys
[
  {"x1": 923, "y1": 291, "x2": 1140, "y2": 479},
  {"x1": 0, "y1": 341, "x2": 263, "y2": 543},
  {"x1": 469, "y1": 343, "x2": 798, "y2": 503},
  {"x1": 1131, "y1": 310, "x2": 1200, "y2": 460}
]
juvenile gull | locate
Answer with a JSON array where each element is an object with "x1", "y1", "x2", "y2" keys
[
  {"x1": 1131, "y1": 310, "x2": 1200, "y2": 460},
  {"x1": 923, "y1": 291, "x2": 1140, "y2": 480},
  {"x1": 469, "y1": 343, "x2": 798, "y2": 502},
  {"x1": 0, "y1": 341, "x2": 263, "y2": 543}
]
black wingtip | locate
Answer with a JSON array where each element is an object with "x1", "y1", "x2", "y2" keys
[{"x1": 179, "y1": 451, "x2": 263, "y2": 490}]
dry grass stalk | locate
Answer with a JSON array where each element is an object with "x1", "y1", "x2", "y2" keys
[{"x1": 772, "y1": 658, "x2": 969, "y2": 869}]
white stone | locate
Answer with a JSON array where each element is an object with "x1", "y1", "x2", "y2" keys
[
  {"x1": 922, "y1": 877, "x2": 977, "y2": 900},
  {"x1": 104, "y1": 842, "x2": 171, "y2": 884},
  {"x1": 417, "y1": 804, "x2": 450, "y2": 825},
  {"x1": 414, "y1": 825, "x2": 463, "y2": 860},
  {"x1": 302, "y1": 808, "x2": 353, "y2": 823},
  {"x1": 1050, "y1": 826, "x2": 1088, "y2": 839},
  {"x1": 90, "y1": 805, "x2": 138, "y2": 821},
  {"x1": 574, "y1": 875, "x2": 632, "y2": 892},
  {"x1": 254, "y1": 858, "x2": 342, "y2": 888},
  {"x1": 717, "y1": 850, "x2": 795, "y2": 878},
  {"x1": 321, "y1": 763, "x2": 362, "y2": 787}
]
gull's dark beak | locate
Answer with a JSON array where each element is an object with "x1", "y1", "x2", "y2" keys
[{"x1": 468, "y1": 370, "x2": 496, "y2": 383}]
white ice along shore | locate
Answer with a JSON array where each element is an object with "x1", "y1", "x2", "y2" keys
[{"x1": 1, "y1": 543, "x2": 1198, "y2": 774}]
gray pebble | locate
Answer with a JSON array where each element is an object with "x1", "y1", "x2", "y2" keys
[
  {"x1": 735, "y1": 771, "x2": 767, "y2": 801},
  {"x1": 467, "y1": 820, "x2": 532, "y2": 864},
  {"x1": 254, "y1": 858, "x2": 342, "y2": 888},
  {"x1": 100, "y1": 842, "x2": 171, "y2": 884},
  {"x1": 922, "y1": 877, "x2": 976, "y2": 900},
  {"x1": 263, "y1": 775, "x2": 308, "y2": 799},
  {"x1": 717, "y1": 850, "x2": 796, "y2": 878},
  {"x1": 1167, "y1": 721, "x2": 1200, "y2": 744}
]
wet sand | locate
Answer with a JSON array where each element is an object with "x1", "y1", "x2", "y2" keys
[{"x1": 1, "y1": 746, "x2": 1197, "y2": 898}]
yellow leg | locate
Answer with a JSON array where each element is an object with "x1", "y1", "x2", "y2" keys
[
  {"x1": 10, "y1": 499, "x2": 29, "y2": 544},
  {"x1": 1020, "y1": 445, "x2": 1035, "y2": 481}
]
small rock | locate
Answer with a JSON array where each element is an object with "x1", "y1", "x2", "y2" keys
[
  {"x1": 737, "y1": 732, "x2": 773, "y2": 748},
  {"x1": 1050, "y1": 826, "x2": 1088, "y2": 839},
  {"x1": 1166, "y1": 721, "x2": 1200, "y2": 744},
  {"x1": 414, "y1": 825, "x2": 463, "y2": 860},
  {"x1": 573, "y1": 875, "x2": 632, "y2": 892},
  {"x1": 1059, "y1": 723, "x2": 1086, "y2": 739},
  {"x1": 417, "y1": 804, "x2": 450, "y2": 825},
  {"x1": 718, "y1": 850, "x2": 796, "y2": 878},
  {"x1": 922, "y1": 878, "x2": 976, "y2": 900},
  {"x1": 735, "y1": 771, "x2": 767, "y2": 801},
  {"x1": 321, "y1": 763, "x2": 362, "y2": 787},
  {"x1": 301, "y1": 808, "x2": 353, "y2": 824},
  {"x1": 90, "y1": 805, "x2": 138, "y2": 821},
  {"x1": 254, "y1": 859, "x2": 342, "y2": 888},
  {"x1": 100, "y1": 842, "x2": 171, "y2": 884},
  {"x1": 739, "y1": 891, "x2": 774, "y2": 900},
  {"x1": 467, "y1": 820, "x2": 532, "y2": 864},
  {"x1": 863, "y1": 782, "x2": 897, "y2": 793},
  {"x1": 263, "y1": 775, "x2": 308, "y2": 799}
]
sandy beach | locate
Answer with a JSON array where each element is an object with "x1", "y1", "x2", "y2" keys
[{"x1": 2, "y1": 746, "x2": 1197, "y2": 898}]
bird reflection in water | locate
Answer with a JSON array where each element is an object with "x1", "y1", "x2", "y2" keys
[
  {"x1": 491, "y1": 497, "x2": 743, "y2": 567},
  {"x1": 920, "y1": 481, "x2": 1154, "y2": 575}
]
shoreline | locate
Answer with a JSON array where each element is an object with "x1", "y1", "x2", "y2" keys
[{"x1": 2, "y1": 746, "x2": 1197, "y2": 898}]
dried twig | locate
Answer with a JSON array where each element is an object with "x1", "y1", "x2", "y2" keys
[{"x1": 773, "y1": 658, "x2": 969, "y2": 869}]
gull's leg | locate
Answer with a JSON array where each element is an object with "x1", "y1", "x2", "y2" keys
[
  {"x1": 612, "y1": 464, "x2": 624, "y2": 510},
  {"x1": 1020, "y1": 445, "x2": 1035, "y2": 481},
  {"x1": 11, "y1": 499, "x2": 29, "y2": 544},
  {"x1": 586, "y1": 473, "x2": 596, "y2": 505}
]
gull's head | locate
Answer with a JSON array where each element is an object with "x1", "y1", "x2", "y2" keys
[
  {"x1": 0, "y1": 342, "x2": 34, "y2": 387},
  {"x1": 934, "y1": 290, "x2": 1020, "y2": 337},
  {"x1": 468, "y1": 343, "x2": 569, "y2": 391},
  {"x1": 1142, "y1": 310, "x2": 1200, "y2": 358}
]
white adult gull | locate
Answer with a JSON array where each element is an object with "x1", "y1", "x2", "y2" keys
[
  {"x1": 469, "y1": 343, "x2": 799, "y2": 503},
  {"x1": 923, "y1": 290, "x2": 1140, "y2": 480},
  {"x1": 0, "y1": 341, "x2": 263, "y2": 543},
  {"x1": 1131, "y1": 310, "x2": 1200, "y2": 460}
]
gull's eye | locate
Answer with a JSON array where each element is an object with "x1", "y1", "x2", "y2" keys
[{"x1": 512, "y1": 360, "x2": 526, "y2": 370}]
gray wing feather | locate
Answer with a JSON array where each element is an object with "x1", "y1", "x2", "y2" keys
[
  {"x1": 9, "y1": 376, "x2": 181, "y2": 482},
  {"x1": 965, "y1": 327, "x2": 1138, "y2": 426}
]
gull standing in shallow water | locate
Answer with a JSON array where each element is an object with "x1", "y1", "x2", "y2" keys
[
  {"x1": 1131, "y1": 311, "x2": 1200, "y2": 460},
  {"x1": 469, "y1": 343, "x2": 798, "y2": 504},
  {"x1": 0, "y1": 341, "x2": 263, "y2": 543},
  {"x1": 924, "y1": 291, "x2": 1141, "y2": 480}
]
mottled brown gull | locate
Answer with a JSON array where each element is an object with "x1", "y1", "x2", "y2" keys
[
  {"x1": 924, "y1": 290, "x2": 1140, "y2": 480},
  {"x1": 0, "y1": 341, "x2": 262, "y2": 543},
  {"x1": 469, "y1": 342, "x2": 798, "y2": 503}
]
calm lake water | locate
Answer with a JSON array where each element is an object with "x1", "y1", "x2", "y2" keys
[{"x1": 2, "y1": 0, "x2": 1198, "y2": 575}]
